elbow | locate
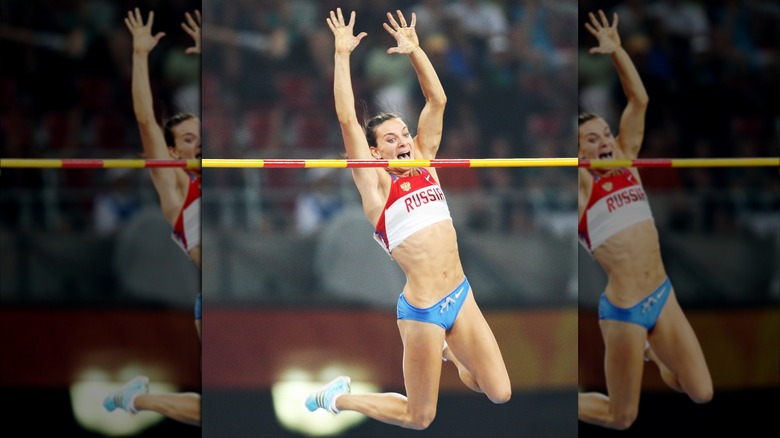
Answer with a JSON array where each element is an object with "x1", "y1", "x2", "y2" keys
[
  {"x1": 429, "y1": 92, "x2": 447, "y2": 107},
  {"x1": 135, "y1": 115, "x2": 158, "y2": 128},
  {"x1": 336, "y1": 111, "x2": 359, "y2": 127},
  {"x1": 633, "y1": 92, "x2": 649, "y2": 108}
]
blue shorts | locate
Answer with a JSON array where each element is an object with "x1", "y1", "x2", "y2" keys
[
  {"x1": 397, "y1": 277, "x2": 470, "y2": 330},
  {"x1": 194, "y1": 293, "x2": 202, "y2": 321},
  {"x1": 599, "y1": 278, "x2": 672, "y2": 330}
]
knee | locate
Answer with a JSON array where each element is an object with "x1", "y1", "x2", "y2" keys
[
  {"x1": 403, "y1": 409, "x2": 436, "y2": 430},
  {"x1": 488, "y1": 386, "x2": 512, "y2": 404},
  {"x1": 609, "y1": 408, "x2": 638, "y2": 430},
  {"x1": 690, "y1": 386, "x2": 713, "y2": 405}
]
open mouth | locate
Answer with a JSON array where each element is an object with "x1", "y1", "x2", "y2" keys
[
  {"x1": 397, "y1": 152, "x2": 411, "y2": 160},
  {"x1": 598, "y1": 152, "x2": 613, "y2": 160},
  {"x1": 196, "y1": 153, "x2": 202, "y2": 159}
]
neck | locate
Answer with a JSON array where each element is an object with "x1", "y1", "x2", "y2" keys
[
  {"x1": 590, "y1": 167, "x2": 621, "y2": 178},
  {"x1": 387, "y1": 167, "x2": 415, "y2": 178}
]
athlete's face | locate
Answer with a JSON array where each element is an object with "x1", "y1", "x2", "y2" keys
[
  {"x1": 578, "y1": 117, "x2": 616, "y2": 160},
  {"x1": 168, "y1": 117, "x2": 202, "y2": 175},
  {"x1": 370, "y1": 118, "x2": 414, "y2": 161},
  {"x1": 169, "y1": 117, "x2": 201, "y2": 160}
]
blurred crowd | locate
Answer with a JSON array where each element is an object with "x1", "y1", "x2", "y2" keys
[
  {"x1": 201, "y1": 0, "x2": 579, "y2": 236},
  {"x1": 0, "y1": 0, "x2": 199, "y2": 232},
  {"x1": 0, "y1": 0, "x2": 777, "y2": 239}
]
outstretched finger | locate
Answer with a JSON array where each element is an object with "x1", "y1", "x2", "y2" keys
[
  {"x1": 584, "y1": 21, "x2": 597, "y2": 37},
  {"x1": 181, "y1": 21, "x2": 195, "y2": 36},
  {"x1": 347, "y1": 10, "x2": 356, "y2": 28},
  {"x1": 130, "y1": 8, "x2": 142, "y2": 27},
  {"x1": 386, "y1": 12, "x2": 400, "y2": 30},
  {"x1": 396, "y1": 10, "x2": 407, "y2": 28},
  {"x1": 410, "y1": 12, "x2": 416, "y2": 28},
  {"x1": 611, "y1": 12, "x2": 619, "y2": 29},
  {"x1": 125, "y1": 10, "x2": 135, "y2": 28},
  {"x1": 194, "y1": 10, "x2": 201, "y2": 25},
  {"x1": 125, "y1": 10, "x2": 134, "y2": 27},
  {"x1": 146, "y1": 10, "x2": 155, "y2": 29},
  {"x1": 598, "y1": 10, "x2": 609, "y2": 28},
  {"x1": 588, "y1": 12, "x2": 600, "y2": 30},
  {"x1": 336, "y1": 8, "x2": 345, "y2": 26},
  {"x1": 185, "y1": 12, "x2": 198, "y2": 29},
  {"x1": 326, "y1": 17, "x2": 336, "y2": 33}
]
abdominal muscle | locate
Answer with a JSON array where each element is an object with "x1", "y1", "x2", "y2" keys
[
  {"x1": 391, "y1": 220, "x2": 465, "y2": 308},
  {"x1": 593, "y1": 220, "x2": 668, "y2": 308}
]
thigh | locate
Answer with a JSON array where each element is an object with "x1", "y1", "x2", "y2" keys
[
  {"x1": 647, "y1": 290, "x2": 711, "y2": 393},
  {"x1": 599, "y1": 319, "x2": 647, "y2": 413},
  {"x1": 397, "y1": 319, "x2": 446, "y2": 413},
  {"x1": 446, "y1": 291, "x2": 510, "y2": 395}
]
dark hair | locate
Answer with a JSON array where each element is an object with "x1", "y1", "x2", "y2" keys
[
  {"x1": 163, "y1": 112, "x2": 198, "y2": 147},
  {"x1": 364, "y1": 112, "x2": 402, "y2": 147},
  {"x1": 578, "y1": 112, "x2": 600, "y2": 127}
]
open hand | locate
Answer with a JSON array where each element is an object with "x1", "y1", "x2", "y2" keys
[
  {"x1": 124, "y1": 8, "x2": 165, "y2": 55},
  {"x1": 181, "y1": 10, "x2": 201, "y2": 55},
  {"x1": 585, "y1": 10, "x2": 621, "y2": 55},
  {"x1": 383, "y1": 10, "x2": 418, "y2": 55},
  {"x1": 326, "y1": 8, "x2": 367, "y2": 55}
]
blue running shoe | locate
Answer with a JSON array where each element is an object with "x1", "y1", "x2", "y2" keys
[
  {"x1": 305, "y1": 376, "x2": 351, "y2": 414},
  {"x1": 103, "y1": 376, "x2": 149, "y2": 413}
]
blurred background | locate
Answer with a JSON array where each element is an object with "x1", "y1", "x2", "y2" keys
[
  {"x1": 577, "y1": 0, "x2": 779, "y2": 436},
  {"x1": 200, "y1": 0, "x2": 578, "y2": 436},
  {"x1": 2, "y1": 0, "x2": 777, "y2": 436},
  {"x1": 1, "y1": 0, "x2": 201, "y2": 436}
]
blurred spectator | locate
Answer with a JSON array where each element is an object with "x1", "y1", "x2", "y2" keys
[
  {"x1": 294, "y1": 166, "x2": 348, "y2": 237},
  {"x1": 92, "y1": 166, "x2": 144, "y2": 236},
  {"x1": 0, "y1": 0, "x2": 200, "y2": 233}
]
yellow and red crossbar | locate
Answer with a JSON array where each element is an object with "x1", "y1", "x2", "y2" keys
[{"x1": 1, "y1": 157, "x2": 777, "y2": 168}]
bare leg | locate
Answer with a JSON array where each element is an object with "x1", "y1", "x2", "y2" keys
[
  {"x1": 336, "y1": 320, "x2": 444, "y2": 430},
  {"x1": 578, "y1": 320, "x2": 646, "y2": 430},
  {"x1": 645, "y1": 342, "x2": 682, "y2": 392},
  {"x1": 134, "y1": 393, "x2": 201, "y2": 426},
  {"x1": 443, "y1": 343, "x2": 480, "y2": 393},
  {"x1": 647, "y1": 290, "x2": 713, "y2": 403},
  {"x1": 445, "y1": 291, "x2": 511, "y2": 403}
]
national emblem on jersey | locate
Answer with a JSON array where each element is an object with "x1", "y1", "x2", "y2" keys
[{"x1": 374, "y1": 169, "x2": 452, "y2": 255}]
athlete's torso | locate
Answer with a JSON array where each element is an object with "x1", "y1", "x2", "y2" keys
[
  {"x1": 371, "y1": 168, "x2": 465, "y2": 306},
  {"x1": 579, "y1": 168, "x2": 667, "y2": 305}
]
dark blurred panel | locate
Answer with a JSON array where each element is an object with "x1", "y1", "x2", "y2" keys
[
  {"x1": 1, "y1": 0, "x2": 202, "y2": 435},
  {"x1": 577, "y1": 0, "x2": 779, "y2": 435}
]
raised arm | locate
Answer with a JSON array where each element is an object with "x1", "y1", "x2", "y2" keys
[
  {"x1": 327, "y1": 8, "x2": 390, "y2": 223},
  {"x1": 125, "y1": 9, "x2": 168, "y2": 158},
  {"x1": 383, "y1": 11, "x2": 446, "y2": 159},
  {"x1": 124, "y1": 8, "x2": 182, "y2": 223},
  {"x1": 586, "y1": 10, "x2": 648, "y2": 159},
  {"x1": 327, "y1": 9, "x2": 370, "y2": 159}
]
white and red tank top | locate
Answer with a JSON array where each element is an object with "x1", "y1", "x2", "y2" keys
[
  {"x1": 374, "y1": 168, "x2": 452, "y2": 254},
  {"x1": 171, "y1": 174, "x2": 201, "y2": 255},
  {"x1": 578, "y1": 168, "x2": 653, "y2": 253}
]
